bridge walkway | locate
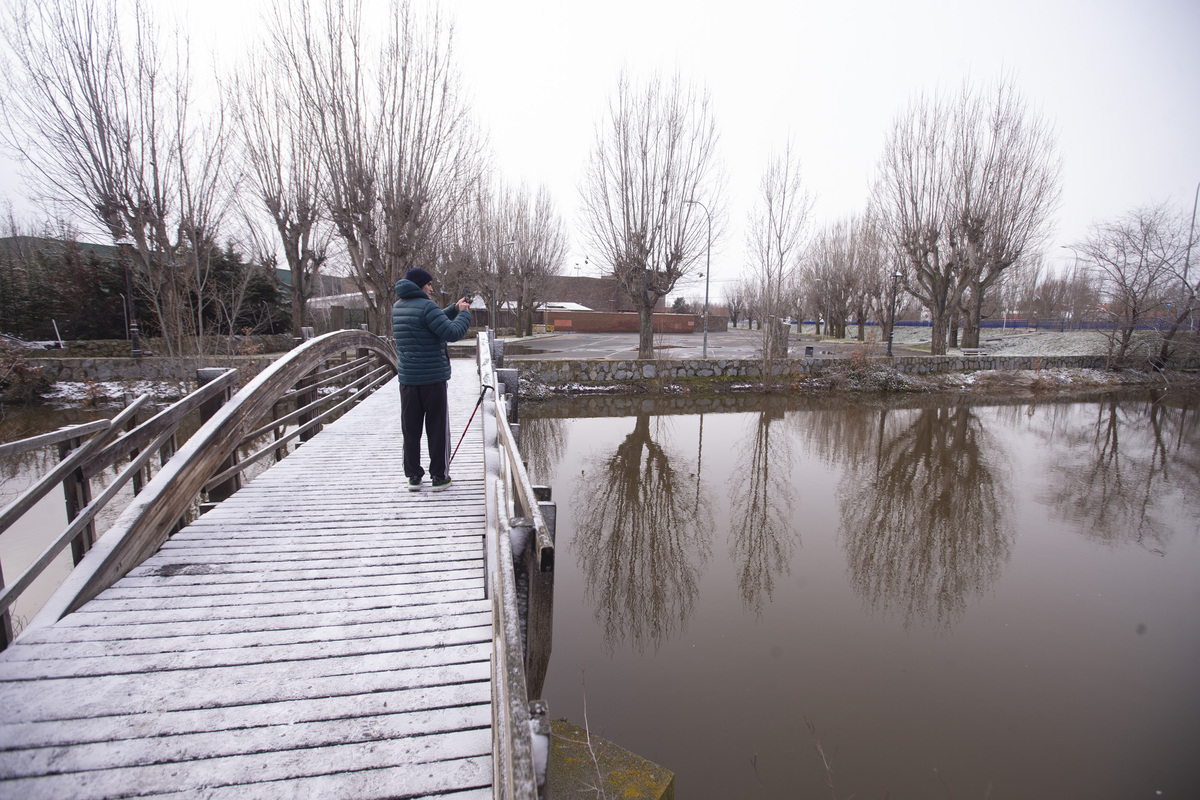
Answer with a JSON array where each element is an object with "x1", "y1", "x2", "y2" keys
[{"x1": 0, "y1": 367, "x2": 494, "y2": 798}]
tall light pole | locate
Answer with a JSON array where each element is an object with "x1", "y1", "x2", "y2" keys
[
  {"x1": 1061, "y1": 244, "x2": 1081, "y2": 331},
  {"x1": 115, "y1": 235, "x2": 142, "y2": 358},
  {"x1": 888, "y1": 270, "x2": 902, "y2": 357},
  {"x1": 685, "y1": 199, "x2": 712, "y2": 358}
]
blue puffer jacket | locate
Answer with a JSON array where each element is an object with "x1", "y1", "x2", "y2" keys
[{"x1": 391, "y1": 279, "x2": 472, "y2": 385}]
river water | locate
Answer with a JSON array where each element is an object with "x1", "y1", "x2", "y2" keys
[
  {"x1": 520, "y1": 391, "x2": 1200, "y2": 799},
  {"x1": 3, "y1": 390, "x2": 1197, "y2": 797}
]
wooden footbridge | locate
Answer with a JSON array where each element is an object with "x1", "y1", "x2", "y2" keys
[{"x1": 0, "y1": 331, "x2": 555, "y2": 799}]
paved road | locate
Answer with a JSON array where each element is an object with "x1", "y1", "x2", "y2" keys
[{"x1": 488, "y1": 328, "x2": 925, "y2": 360}]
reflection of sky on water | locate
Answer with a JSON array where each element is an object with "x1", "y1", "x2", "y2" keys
[{"x1": 524, "y1": 393, "x2": 1200, "y2": 800}]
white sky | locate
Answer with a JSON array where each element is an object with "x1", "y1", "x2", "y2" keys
[{"x1": 3, "y1": 0, "x2": 1197, "y2": 302}]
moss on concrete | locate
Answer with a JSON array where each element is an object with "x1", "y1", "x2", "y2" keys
[{"x1": 546, "y1": 718, "x2": 674, "y2": 800}]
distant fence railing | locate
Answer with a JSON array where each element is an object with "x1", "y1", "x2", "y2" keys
[
  {"x1": 882, "y1": 318, "x2": 1196, "y2": 332},
  {"x1": 6, "y1": 330, "x2": 396, "y2": 647}
]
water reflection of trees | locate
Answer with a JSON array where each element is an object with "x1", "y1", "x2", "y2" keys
[
  {"x1": 837, "y1": 405, "x2": 1013, "y2": 627},
  {"x1": 573, "y1": 414, "x2": 713, "y2": 654},
  {"x1": 728, "y1": 407, "x2": 799, "y2": 614},
  {"x1": 517, "y1": 414, "x2": 568, "y2": 485},
  {"x1": 1038, "y1": 396, "x2": 1200, "y2": 548}
]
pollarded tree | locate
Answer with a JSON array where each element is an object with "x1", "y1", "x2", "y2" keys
[
  {"x1": 724, "y1": 283, "x2": 748, "y2": 328},
  {"x1": 1, "y1": 0, "x2": 234, "y2": 362},
  {"x1": 236, "y1": 34, "x2": 330, "y2": 340},
  {"x1": 289, "y1": 0, "x2": 482, "y2": 334},
  {"x1": 580, "y1": 70, "x2": 723, "y2": 358},
  {"x1": 872, "y1": 91, "x2": 964, "y2": 355},
  {"x1": 948, "y1": 77, "x2": 1062, "y2": 348}
]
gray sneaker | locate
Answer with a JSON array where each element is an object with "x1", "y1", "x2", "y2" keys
[
  {"x1": 431, "y1": 476, "x2": 452, "y2": 491},
  {"x1": 406, "y1": 477, "x2": 422, "y2": 492}
]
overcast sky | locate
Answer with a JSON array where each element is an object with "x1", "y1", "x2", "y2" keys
[{"x1": 3, "y1": 0, "x2": 1197, "y2": 301}]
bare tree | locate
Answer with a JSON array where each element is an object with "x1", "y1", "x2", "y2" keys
[
  {"x1": 236, "y1": 37, "x2": 329, "y2": 339},
  {"x1": 1, "y1": 0, "x2": 234, "y2": 362},
  {"x1": 502, "y1": 183, "x2": 569, "y2": 337},
  {"x1": 1080, "y1": 202, "x2": 1187, "y2": 364},
  {"x1": 806, "y1": 216, "x2": 884, "y2": 342},
  {"x1": 949, "y1": 78, "x2": 1062, "y2": 348},
  {"x1": 746, "y1": 140, "x2": 811, "y2": 376},
  {"x1": 1151, "y1": 193, "x2": 1199, "y2": 368},
  {"x1": 873, "y1": 79, "x2": 1061, "y2": 354},
  {"x1": 723, "y1": 283, "x2": 748, "y2": 328},
  {"x1": 854, "y1": 212, "x2": 898, "y2": 343},
  {"x1": 580, "y1": 70, "x2": 723, "y2": 358},
  {"x1": 288, "y1": 0, "x2": 481, "y2": 334},
  {"x1": 872, "y1": 91, "x2": 962, "y2": 355}
]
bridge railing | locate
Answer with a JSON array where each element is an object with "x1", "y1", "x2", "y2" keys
[
  {"x1": 16, "y1": 330, "x2": 396, "y2": 642},
  {"x1": 478, "y1": 331, "x2": 556, "y2": 799},
  {"x1": 0, "y1": 370, "x2": 239, "y2": 650}
]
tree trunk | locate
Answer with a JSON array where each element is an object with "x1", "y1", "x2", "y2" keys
[
  {"x1": 291, "y1": 272, "x2": 306, "y2": 339},
  {"x1": 930, "y1": 311, "x2": 950, "y2": 356},
  {"x1": 637, "y1": 303, "x2": 655, "y2": 359},
  {"x1": 960, "y1": 292, "x2": 982, "y2": 349}
]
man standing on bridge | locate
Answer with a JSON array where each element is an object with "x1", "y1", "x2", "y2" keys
[{"x1": 392, "y1": 268, "x2": 472, "y2": 491}]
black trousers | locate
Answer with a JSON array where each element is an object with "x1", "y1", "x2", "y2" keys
[{"x1": 399, "y1": 381, "x2": 451, "y2": 481}]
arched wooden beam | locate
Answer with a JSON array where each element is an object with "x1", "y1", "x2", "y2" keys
[{"x1": 27, "y1": 331, "x2": 397, "y2": 632}]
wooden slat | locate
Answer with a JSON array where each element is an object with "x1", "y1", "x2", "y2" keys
[{"x1": 0, "y1": 368, "x2": 495, "y2": 798}]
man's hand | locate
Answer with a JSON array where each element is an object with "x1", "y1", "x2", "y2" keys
[{"x1": 455, "y1": 298, "x2": 469, "y2": 312}]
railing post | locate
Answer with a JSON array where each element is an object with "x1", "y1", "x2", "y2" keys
[
  {"x1": 198, "y1": 367, "x2": 240, "y2": 506},
  {"x1": 1, "y1": 568, "x2": 12, "y2": 649},
  {"x1": 121, "y1": 392, "x2": 147, "y2": 495},
  {"x1": 297, "y1": 371, "x2": 318, "y2": 443},
  {"x1": 272, "y1": 400, "x2": 287, "y2": 463},
  {"x1": 59, "y1": 434, "x2": 96, "y2": 565}
]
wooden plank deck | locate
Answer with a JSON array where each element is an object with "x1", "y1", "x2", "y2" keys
[{"x1": 0, "y1": 367, "x2": 493, "y2": 799}]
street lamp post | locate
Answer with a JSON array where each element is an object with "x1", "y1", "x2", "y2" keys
[
  {"x1": 115, "y1": 235, "x2": 142, "y2": 358},
  {"x1": 888, "y1": 270, "x2": 902, "y2": 357},
  {"x1": 1060, "y1": 245, "x2": 1081, "y2": 331},
  {"x1": 684, "y1": 199, "x2": 712, "y2": 358}
]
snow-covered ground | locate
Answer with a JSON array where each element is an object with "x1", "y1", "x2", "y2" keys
[
  {"x1": 42, "y1": 380, "x2": 190, "y2": 406},
  {"x1": 846, "y1": 326, "x2": 1169, "y2": 358}
]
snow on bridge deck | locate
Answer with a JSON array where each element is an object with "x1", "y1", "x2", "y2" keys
[{"x1": 0, "y1": 367, "x2": 493, "y2": 798}]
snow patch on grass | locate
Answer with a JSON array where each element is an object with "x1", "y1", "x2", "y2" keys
[{"x1": 45, "y1": 380, "x2": 189, "y2": 405}]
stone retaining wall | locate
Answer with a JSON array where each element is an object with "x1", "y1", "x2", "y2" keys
[
  {"x1": 42, "y1": 335, "x2": 295, "y2": 358},
  {"x1": 27, "y1": 356, "x2": 276, "y2": 383},
  {"x1": 513, "y1": 353, "x2": 1199, "y2": 385}
]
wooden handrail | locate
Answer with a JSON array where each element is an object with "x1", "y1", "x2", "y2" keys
[
  {"x1": 238, "y1": 360, "x2": 382, "y2": 443},
  {"x1": 0, "y1": 396, "x2": 150, "y2": 539},
  {"x1": 24, "y1": 330, "x2": 397, "y2": 635},
  {"x1": 477, "y1": 331, "x2": 553, "y2": 798},
  {"x1": 479, "y1": 335, "x2": 554, "y2": 572},
  {"x1": 78, "y1": 370, "x2": 239, "y2": 480},
  {"x1": 0, "y1": 421, "x2": 109, "y2": 459},
  {"x1": 0, "y1": 425, "x2": 176, "y2": 618},
  {"x1": 204, "y1": 363, "x2": 393, "y2": 492}
]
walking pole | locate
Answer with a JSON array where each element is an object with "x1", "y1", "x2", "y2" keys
[{"x1": 449, "y1": 384, "x2": 493, "y2": 465}]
